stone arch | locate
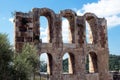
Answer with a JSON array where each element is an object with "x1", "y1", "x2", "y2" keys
[
  {"x1": 62, "y1": 52, "x2": 75, "y2": 74},
  {"x1": 33, "y1": 8, "x2": 56, "y2": 43},
  {"x1": 86, "y1": 51, "x2": 98, "y2": 73},
  {"x1": 84, "y1": 13, "x2": 99, "y2": 44},
  {"x1": 39, "y1": 53, "x2": 53, "y2": 75},
  {"x1": 60, "y1": 9, "x2": 77, "y2": 43}
]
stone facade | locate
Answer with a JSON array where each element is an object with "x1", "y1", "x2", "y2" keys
[{"x1": 14, "y1": 8, "x2": 111, "y2": 80}]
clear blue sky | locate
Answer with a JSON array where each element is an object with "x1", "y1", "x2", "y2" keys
[{"x1": 0, "y1": 0, "x2": 120, "y2": 55}]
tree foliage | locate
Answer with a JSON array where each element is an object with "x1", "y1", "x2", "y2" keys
[
  {"x1": 40, "y1": 61, "x2": 47, "y2": 72},
  {"x1": 63, "y1": 58, "x2": 68, "y2": 73},
  {"x1": 0, "y1": 33, "x2": 13, "y2": 80},
  {"x1": 13, "y1": 43, "x2": 40, "y2": 80}
]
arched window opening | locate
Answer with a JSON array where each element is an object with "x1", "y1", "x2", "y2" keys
[
  {"x1": 39, "y1": 16, "x2": 49, "y2": 43},
  {"x1": 62, "y1": 53, "x2": 73, "y2": 74},
  {"x1": 86, "y1": 52, "x2": 98, "y2": 73},
  {"x1": 62, "y1": 18, "x2": 72, "y2": 43},
  {"x1": 86, "y1": 21, "x2": 93, "y2": 44},
  {"x1": 40, "y1": 53, "x2": 52, "y2": 74}
]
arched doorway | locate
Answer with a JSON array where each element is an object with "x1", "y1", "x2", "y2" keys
[
  {"x1": 33, "y1": 8, "x2": 55, "y2": 43},
  {"x1": 60, "y1": 9, "x2": 76, "y2": 43},
  {"x1": 62, "y1": 52, "x2": 74, "y2": 74},
  {"x1": 86, "y1": 52, "x2": 98, "y2": 73},
  {"x1": 40, "y1": 53, "x2": 52, "y2": 74}
]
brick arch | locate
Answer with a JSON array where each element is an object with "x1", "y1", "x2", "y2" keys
[
  {"x1": 84, "y1": 13, "x2": 99, "y2": 44},
  {"x1": 39, "y1": 53, "x2": 53, "y2": 75},
  {"x1": 60, "y1": 9, "x2": 77, "y2": 43},
  {"x1": 33, "y1": 8, "x2": 56, "y2": 43},
  {"x1": 62, "y1": 52, "x2": 75, "y2": 74}
]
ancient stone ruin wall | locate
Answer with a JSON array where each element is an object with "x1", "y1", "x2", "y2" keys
[
  {"x1": 14, "y1": 8, "x2": 111, "y2": 80},
  {"x1": 14, "y1": 11, "x2": 34, "y2": 52}
]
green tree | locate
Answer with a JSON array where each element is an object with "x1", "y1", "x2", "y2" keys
[
  {"x1": 13, "y1": 53, "x2": 33, "y2": 80},
  {"x1": 63, "y1": 58, "x2": 68, "y2": 72},
  {"x1": 14, "y1": 43, "x2": 40, "y2": 80},
  {"x1": 40, "y1": 61, "x2": 47, "y2": 72},
  {"x1": 0, "y1": 33, "x2": 13, "y2": 80}
]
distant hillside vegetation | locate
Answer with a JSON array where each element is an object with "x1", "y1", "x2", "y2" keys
[{"x1": 109, "y1": 54, "x2": 120, "y2": 71}]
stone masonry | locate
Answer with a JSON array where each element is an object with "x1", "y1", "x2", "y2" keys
[{"x1": 14, "y1": 8, "x2": 112, "y2": 80}]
